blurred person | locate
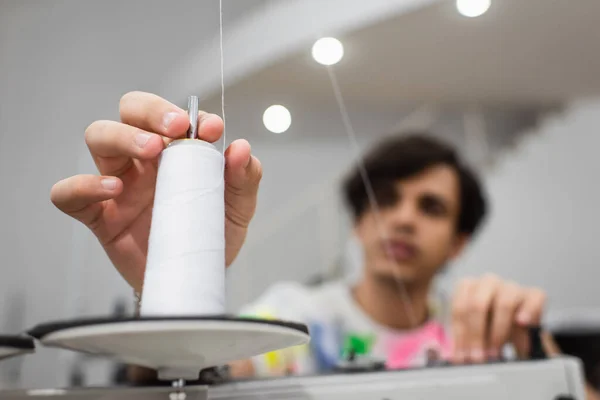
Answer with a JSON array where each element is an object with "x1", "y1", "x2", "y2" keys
[
  {"x1": 52, "y1": 92, "x2": 550, "y2": 384},
  {"x1": 231, "y1": 134, "x2": 547, "y2": 377}
]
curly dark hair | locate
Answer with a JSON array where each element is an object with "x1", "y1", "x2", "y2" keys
[{"x1": 342, "y1": 133, "x2": 487, "y2": 236}]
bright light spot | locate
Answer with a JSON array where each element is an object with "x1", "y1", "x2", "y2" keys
[
  {"x1": 456, "y1": 0, "x2": 491, "y2": 17},
  {"x1": 311, "y1": 37, "x2": 344, "y2": 66},
  {"x1": 263, "y1": 105, "x2": 291, "y2": 134}
]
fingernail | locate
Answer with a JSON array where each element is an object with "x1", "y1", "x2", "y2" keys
[
  {"x1": 135, "y1": 133, "x2": 152, "y2": 148},
  {"x1": 101, "y1": 178, "x2": 117, "y2": 190},
  {"x1": 470, "y1": 348, "x2": 484, "y2": 362},
  {"x1": 198, "y1": 113, "x2": 217, "y2": 127},
  {"x1": 163, "y1": 111, "x2": 179, "y2": 130},
  {"x1": 517, "y1": 312, "x2": 531, "y2": 325}
]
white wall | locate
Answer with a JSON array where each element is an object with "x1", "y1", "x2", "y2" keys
[
  {"x1": 449, "y1": 98, "x2": 600, "y2": 318},
  {"x1": 0, "y1": 0, "x2": 589, "y2": 390}
]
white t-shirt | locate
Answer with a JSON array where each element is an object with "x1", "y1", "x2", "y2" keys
[{"x1": 239, "y1": 280, "x2": 453, "y2": 377}]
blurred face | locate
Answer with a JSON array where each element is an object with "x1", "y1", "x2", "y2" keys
[{"x1": 354, "y1": 164, "x2": 467, "y2": 286}]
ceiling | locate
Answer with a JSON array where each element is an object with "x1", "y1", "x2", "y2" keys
[
  {"x1": 213, "y1": 0, "x2": 600, "y2": 108},
  {"x1": 2, "y1": 0, "x2": 595, "y2": 152}
]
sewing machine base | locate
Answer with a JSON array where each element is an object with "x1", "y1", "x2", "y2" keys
[{"x1": 0, "y1": 356, "x2": 586, "y2": 400}]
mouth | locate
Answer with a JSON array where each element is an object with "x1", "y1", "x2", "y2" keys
[{"x1": 382, "y1": 239, "x2": 418, "y2": 262}]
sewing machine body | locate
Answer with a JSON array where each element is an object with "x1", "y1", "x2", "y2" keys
[
  {"x1": 210, "y1": 356, "x2": 586, "y2": 400},
  {"x1": 0, "y1": 356, "x2": 586, "y2": 400}
]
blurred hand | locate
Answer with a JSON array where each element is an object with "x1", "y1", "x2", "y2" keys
[
  {"x1": 450, "y1": 273, "x2": 546, "y2": 363},
  {"x1": 51, "y1": 91, "x2": 262, "y2": 293},
  {"x1": 541, "y1": 331, "x2": 600, "y2": 400}
]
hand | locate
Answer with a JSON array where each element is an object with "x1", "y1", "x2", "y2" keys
[
  {"x1": 450, "y1": 273, "x2": 546, "y2": 363},
  {"x1": 50, "y1": 91, "x2": 262, "y2": 293},
  {"x1": 541, "y1": 332, "x2": 600, "y2": 400}
]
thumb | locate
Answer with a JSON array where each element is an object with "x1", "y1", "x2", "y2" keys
[
  {"x1": 225, "y1": 139, "x2": 262, "y2": 192},
  {"x1": 540, "y1": 330, "x2": 562, "y2": 357},
  {"x1": 224, "y1": 139, "x2": 262, "y2": 227},
  {"x1": 511, "y1": 326, "x2": 531, "y2": 359}
]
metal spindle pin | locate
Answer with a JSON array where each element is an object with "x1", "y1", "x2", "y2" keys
[
  {"x1": 186, "y1": 95, "x2": 199, "y2": 139},
  {"x1": 169, "y1": 379, "x2": 186, "y2": 400}
]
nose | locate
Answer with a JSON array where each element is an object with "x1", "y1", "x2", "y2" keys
[{"x1": 388, "y1": 199, "x2": 417, "y2": 234}]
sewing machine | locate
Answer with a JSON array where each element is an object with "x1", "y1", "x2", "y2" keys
[{"x1": 0, "y1": 356, "x2": 586, "y2": 400}]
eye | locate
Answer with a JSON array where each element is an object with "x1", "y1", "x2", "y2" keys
[{"x1": 420, "y1": 195, "x2": 447, "y2": 217}]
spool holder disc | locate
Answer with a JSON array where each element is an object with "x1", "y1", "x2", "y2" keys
[
  {"x1": 0, "y1": 335, "x2": 35, "y2": 361},
  {"x1": 28, "y1": 315, "x2": 309, "y2": 381}
]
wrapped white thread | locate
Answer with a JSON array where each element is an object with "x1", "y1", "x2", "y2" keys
[{"x1": 140, "y1": 139, "x2": 225, "y2": 316}]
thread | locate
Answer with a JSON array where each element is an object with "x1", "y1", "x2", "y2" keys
[
  {"x1": 140, "y1": 139, "x2": 225, "y2": 316},
  {"x1": 219, "y1": 0, "x2": 227, "y2": 165},
  {"x1": 325, "y1": 65, "x2": 418, "y2": 328}
]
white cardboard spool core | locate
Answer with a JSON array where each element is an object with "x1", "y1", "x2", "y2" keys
[{"x1": 141, "y1": 139, "x2": 226, "y2": 317}]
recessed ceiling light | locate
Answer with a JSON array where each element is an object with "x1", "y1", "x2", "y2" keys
[
  {"x1": 263, "y1": 105, "x2": 291, "y2": 134},
  {"x1": 312, "y1": 37, "x2": 344, "y2": 66},
  {"x1": 456, "y1": 0, "x2": 491, "y2": 18}
]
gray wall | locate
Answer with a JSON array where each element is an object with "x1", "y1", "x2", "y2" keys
[
  {"x1": 230, "y1": 99, "x2": 600, "y2": 322},
  {"x1": 0, "y1": 0, "x2": 275, "y2": 388},
  {"x1": 450, "y1": 99, "x2": 600, "y2": 315}
]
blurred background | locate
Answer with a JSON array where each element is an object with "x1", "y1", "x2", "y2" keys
[{"x1": 1, "y1": 0, "x2": 600, "y2": 389}]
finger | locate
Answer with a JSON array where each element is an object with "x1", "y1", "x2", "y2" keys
[
  {"x1": 119, "y1": 91, "x2": 189, "y2": 137},
  {"x1": 515, "y1": 288, "x2": 546, "y2": 327},
  {"x1": 512, "y1": 288, "x2": 547, "y2": 358},
  {"x1": 161, "y1": 111, "x2": 225, "y2": 148},
  {"x1": 451, "y1": 278, "x2": 475, "y2": 364},
  {"x1": 451, "y1": 321, "x2": 468, "y2": 364},
  {"x1": 119, "y1": 91, "x2": 224, "y2": 145},
  {"x1": 511, "y1": 326, "x2": 531, "y2": 359},
  {"x1": 196, "y1": 112, "x2": 224, "y2": 143},
  {"x1": 225, "y1": 139, "x2": 262, "y2": 194},
  {"x1": 223, "y1": 140, "x2": 262, "y2": 267},
  {"x1": 540, "y1": 330, "x2": 561, "y2": 357},
  {"x1": 85, "y1": 120, "x2": 165, "y2": 161},
  {"x1": 467, "y1": 274, "x2": 501, "y2": 362},
  {"x1": 488, "y1": 283, "x2": 522, "y2": 359},
  {"x1": 51, "y1": 175, "x2": 123, "y2": 226}
]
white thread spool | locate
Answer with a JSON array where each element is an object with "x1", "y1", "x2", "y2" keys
[{"x1": 140, "y1": 139, "x2": 225, "y2": 316}]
